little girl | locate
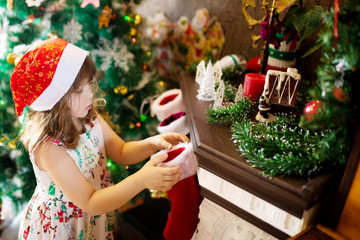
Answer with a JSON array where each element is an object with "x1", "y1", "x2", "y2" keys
[{"x1": 10, "y1": 37, "x2": 188, "y2": 239}]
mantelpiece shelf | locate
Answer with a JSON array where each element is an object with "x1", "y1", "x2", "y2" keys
[{"x1": 179, "y1": 72, "x2": 342, "y2": 239}]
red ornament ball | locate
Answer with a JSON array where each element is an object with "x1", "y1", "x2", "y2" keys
[
  {"x1": 246, "y1": 56, "x2": 261, "y2": 73},
  {"x1": 303, "y1": 100, "x2": 322, "y2": 121},
  {"x1": 332, "y1": 87, "x2": 348, "y2": 102}
]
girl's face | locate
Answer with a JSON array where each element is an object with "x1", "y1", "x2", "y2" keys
[{"x1": 68, "y1": 79, "x2": 94, "y2": 119}]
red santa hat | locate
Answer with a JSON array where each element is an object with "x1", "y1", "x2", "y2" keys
[{"x1": 10, "y1": 37, "x2": 89, "y2": 116}]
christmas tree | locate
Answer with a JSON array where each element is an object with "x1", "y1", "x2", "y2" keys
[
  {"x1": 299, "y1": 0, "x2": 360, "y2": 132},
  {"x1": 0, "y1": 0, "x2": 166, "y2": 206},
  {"x1": 196, "y1": 61, "x2": 215, "y2": 101}
]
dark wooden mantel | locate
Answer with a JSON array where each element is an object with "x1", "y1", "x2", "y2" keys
[{"x1": 179, "y1": 72, "x2": 342, "y2": 223}]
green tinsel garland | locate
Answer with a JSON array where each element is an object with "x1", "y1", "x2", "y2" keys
[
  {"x1": 207, "y1": 98, "x2": 255, "y2": 126},
  {"x1": 207, "y1": 99, "x2": 349, "y2": 177},
  {"x1": 214, "y1": 81, "x2": 237, "y2": 103},
  {"x1": 231, "y1": 114, "x2": 348, "y2": 177}
]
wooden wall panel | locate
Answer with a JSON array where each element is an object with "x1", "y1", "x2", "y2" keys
[{"x1": 336, "y1": 162, "x2": 360, "y2": 239}]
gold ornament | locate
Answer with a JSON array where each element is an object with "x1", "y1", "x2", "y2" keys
[
  {"x1": 129, "y1": 27, "x2": 138, "y2": 37},
  {"x1": 8, "y1": 140, "x2": 16, "y2": 149},
  {"x1": 6, "y1": 53, "x2": 17, "y2": 65},
  {"x1": 146, "y1": 51, "x2": 152, "y2": 57},
  {"x1": 98, "y1": 5, "x2": 113, "y2": 29},
  {"x1": 242, "y1": 0, "x2": 269, "y2": 48},
  {"x1": 8, "y1": 137, "x2": 18, "y2": 149},
  {"x1": 242, "y1": 0, "x2": 268, "y2": 29},
  {"x1": 127, "y1": 94, "x2": 135, "y2": 101},
  {"x1": 251, "y1": 34, "x2": 262, "y2": 48},
  {"x1": 114, "y1": 85, "x2": 128, "y2": 95},
  {"x1": 0, "y1": 136, "x2": 10, "y2": 145},
  {"x1": 129, "y1": 122, "x2": 135, "y2": 129},
  {"x1": 133, "y1": 14, "x2": 142, "y2": 27},
  {"x1": 158, "y1": 80, "x2": 165, "y2": 87},
  {"x1": 14, "y1": 56, "x2": 23, "y2": 66},
  {"x1": 119, "y1": 86, "x2": 128, "y2": 95},
  {"x1": 127, "y1": 13, "x2": 142, "y2": 38}
]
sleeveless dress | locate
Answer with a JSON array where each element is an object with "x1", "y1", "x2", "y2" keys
[{"x1": 18, "y1": 119, "x2": 115, "y2": 240}]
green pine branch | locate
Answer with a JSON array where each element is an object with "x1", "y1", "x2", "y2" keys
[
  {"x1": 231, "y1": 114, "x2": 348, "y2": 177},
  {"x1": 207, "y1": 98, "x2": 255, "y2": 126}
]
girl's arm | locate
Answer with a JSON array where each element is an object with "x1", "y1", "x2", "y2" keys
[
  {"x1": 35, "y1": 143, "x2": 182, "y2": 215},
  {"x1": 97, "y1": 113, "x2": 189, "y2": 165}
]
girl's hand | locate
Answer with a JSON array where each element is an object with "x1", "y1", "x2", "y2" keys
[
  {"x1": 136, "y1": 154, "x2": 182, "y2": 191},
  {"x1": 147, "y1": 133, "x2": 190, "y2": 151}
]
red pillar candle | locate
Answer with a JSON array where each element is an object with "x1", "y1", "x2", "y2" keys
[{"x1": 243, "y1": 73, "x2": 266, "y2": 101}]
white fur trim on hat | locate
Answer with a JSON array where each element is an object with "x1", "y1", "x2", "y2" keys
[
  {"x1": 151, "y1": 142, "x2": 198, "y2": 181},
  {"x1": 151, "y1": 89, "x2": 185, "y2": 122},
  {"x1": 30, "y1": 43, "x2": 89, "y2": 111},
  {"x1": 157, "y1": 112, "x2": 189, "y2": 135}
]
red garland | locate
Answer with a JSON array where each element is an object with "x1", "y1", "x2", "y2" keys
[{"x1": 334, "y1": 0, "x2": 339, "y2": 49}]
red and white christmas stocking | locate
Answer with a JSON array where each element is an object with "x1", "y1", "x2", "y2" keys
[
  {"x1": 151, "y1": 142, "x2": 203, "y2": 240},
  {"x1": 164, "y1": 175, "x2": 202, "y2": 240},
  {"x1": 151, "y1": 89, "x2": 186, "y2": 122},
  {"x1": 157, "y1": 111, "x2": 189, "y2": 136}
]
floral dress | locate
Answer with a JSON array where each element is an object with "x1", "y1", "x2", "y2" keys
[{"x1": 18, "y1": 119, "x2": 114, "y2": 240}]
